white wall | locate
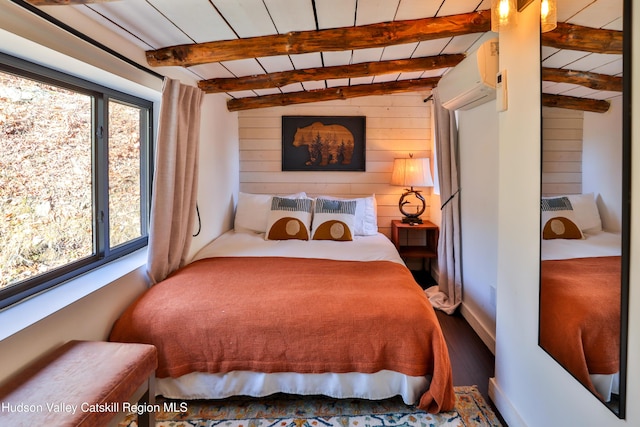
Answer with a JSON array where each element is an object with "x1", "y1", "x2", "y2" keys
[
  {"x1": 490, "y1": 2, "x2": 640, "y2": 426},
  {"x1": 457, "y1": 101, "x2": 499, "y2": 353},
  {"x1": 0, "y1": 266, "x2": 149, "y2": 383},
  {"x1": 583, "y1": 96, "x2": 623, "y2": 232},
  {"x1": 188, "y1": 94, "x2": 240, "y2": 259}
]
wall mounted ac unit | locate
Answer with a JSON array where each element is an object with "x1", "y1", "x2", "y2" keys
[{"x1": 437, "y1": 38, "x2": 499, "y2": 111}]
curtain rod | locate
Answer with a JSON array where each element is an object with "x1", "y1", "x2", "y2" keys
[{"x1": 9, "y1": 0, "x2": 164, "y2": 81}]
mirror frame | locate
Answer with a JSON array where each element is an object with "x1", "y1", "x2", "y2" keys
[
  {"x1": 538, "y1": 0, "x2": 631, "y2": 418},
  {"x1": 618, "y1": 0, "x2": 631, "y2": 419}
]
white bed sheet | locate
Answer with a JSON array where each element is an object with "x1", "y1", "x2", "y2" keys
[
  {"x1": 159, "y1": 230, "x2": 428, "y2": 404},
  {"x1": 541, "y1": 230, "x2": 621, "y2": 261},
  {"x1": 191, "y1": 230, "x2": 405, "y2": 264}
]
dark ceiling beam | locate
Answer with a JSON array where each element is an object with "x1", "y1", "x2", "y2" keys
[
  {"x1": 146, "y1": 10, "x2": 491, "y2": 67},
  {"x1": 542, "y1": 93, "x2": 610, "y2": 113},
  {"x1": 542, "y1": 22, "x2": 623, "y2": 54},
  {"x1": 227, "y1": 77, "x2": 440, "y2": 111},
  {"x1": 542, "y1": 67, "x2": 622, "y2": 92},
  {"x1": 199, "y1": 54, "x2": 463, "y2": 94}
]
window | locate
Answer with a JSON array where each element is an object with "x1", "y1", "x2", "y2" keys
[{"x1": 0, "y1": 53, "x2": 153, "y2": 309}]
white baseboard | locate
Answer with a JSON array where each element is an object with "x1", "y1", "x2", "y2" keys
[
  {"x1": 489, "y1": 378, "x2": 528, "y2": 427},
  {"x1": 459, "y1": 302, "x2": 496, "y2": 355}
]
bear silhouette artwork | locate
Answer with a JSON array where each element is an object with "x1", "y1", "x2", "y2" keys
[{"x1": 292, "y1": 122, "x2": 355, "y2": 166}]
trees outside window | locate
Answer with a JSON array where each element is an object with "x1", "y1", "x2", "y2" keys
[{"x1": 0, "y1": 54, "x2": 153, "y2": 308}]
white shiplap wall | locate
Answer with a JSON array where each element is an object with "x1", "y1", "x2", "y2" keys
[
  {"x1": 238, "y1": 93, "x2": 433, "y2": 237},
  {"x1": 541, "y1": 107, "x2": 584, "y2": 196}
]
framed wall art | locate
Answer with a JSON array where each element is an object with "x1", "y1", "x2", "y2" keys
[{"x1": 282, "y1": 116, "x2": 366, "y2": 171}]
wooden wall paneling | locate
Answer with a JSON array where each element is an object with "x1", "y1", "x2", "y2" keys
[
  {"x1": 238, "y1": 93, "x2": 432, "y2": 237},
  {"x1": 541, "y1": 107, "x2": 584, "y2": 196}
]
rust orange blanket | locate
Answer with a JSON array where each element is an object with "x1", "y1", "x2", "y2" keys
[
  {"x1": 539, "y1": 256, "x2": 620, "y2": 399},
  {"x1": 110, "y1": 257, "x2": 454, "y2": 413}
]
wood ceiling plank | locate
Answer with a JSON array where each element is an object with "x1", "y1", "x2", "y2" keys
[
  {"x1": 326, "y1": 78, "x2": 350, "y2": 87},
  {"x1": 542, "y1": 49, "x2": 590, "y2": 69},
  {"x1": 26, "y1": 0, "x2": 118, "y2": 4},
  {"x1": 441, "y1": 33, "x2": 485, "y2": 54},
  {"x1": 352, "y1": 47, "x2": 384, "y2": 64},
  {"x1": 437, "y1": 0, "x2": 485, "y2": 16},
  {"x1": 257, "y1": 56, "x2": 294, "y2": 73},
  {"x1": 86, "y1": 1, "x2": 192, "y2": 48},
  {"x1": 221, "y1": 58, "x2": 266, "y2": 77},
  {"x1": 148, "y1": 0, "x2": 236, "y2": 43},
  {"x1": 210, "y1": 0, "x2": 277, "y2": 38},
  {"x1": 322, "y1": 51, "x2": 354, "y2": 66},
  {"x1": 566, "y1": 53, "x2": 623, "y2": 73},
  {"x1": 590, "y1": 58, "x2": 623, "y2": 76},
  {"x1": 146, "y1": 10, "x2": 492, "y2": 67},
  {"x1": 395, "y1": 0, "x2": 440, "y2": 20},
  {"x1": 566, "y1": 0, "x2": 623, "y2": 29},
  {"x1": 413, "y1": 38, "x2": 453, "y2": 57},
  {"x1": 373, "y1": 73, "x2": 401, "y2": 83},
  {"x1": 381, "y1": 42, "x2": 419, "y2": 61},
  {"x1": 289, "y1": 53, "x2": 323, "y2": 70},
  {"x1": 264, "y1": 0, "x2": 316, "y2": 32},
  {"x1": 315, "y1": 0, "x2": 356, "y2": 29},
  {"x1": 187, "y1": 63, "x2": 236, "y2": 80},
  {"x1": 355, "y1": 0, "x2": 400, "y2": 26},
  {"x1": 302, "y1": 81, "x2": 327, "y2": 91}
]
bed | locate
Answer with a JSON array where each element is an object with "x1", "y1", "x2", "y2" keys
[
  {"x1": 109, "y1": 193, "x2": 455, "y2": 413},
  {"x1": 539, "y1": 194, "x2": 621, "y2": 402}
]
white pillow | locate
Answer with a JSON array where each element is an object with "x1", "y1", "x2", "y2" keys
[
  {"x1": 317, "y1": 194, "x2": 378, "y2": 236},
  {"x1": 311, "y1": 198, "x2": 357, "y2": 241},
  {"x1": 234, "y1": 192, "x2": 306, "y2": 234},
  {"x1": 265, "y1": 197, "x2": 313, "y2": 241},
  {"x1": 542, "y1": 193, "x2": 602, "y2": 233},
  {"x1": 566, "y1": 193, "x2": 602, "y2": 233}
]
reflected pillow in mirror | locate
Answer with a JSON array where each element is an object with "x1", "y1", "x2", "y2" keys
[
  {"x1": 541, "y1": 197, "x2": 584, "y2": 240},
  {"x1": 542, "y1": 193, "x2": 602, "y2": 233}
]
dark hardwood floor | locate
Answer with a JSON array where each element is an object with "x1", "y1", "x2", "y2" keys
[
  {"x1": 435, "y1": 309, "x2": 507, "y2": 425},
  {"x1": 436, "y1": 310, "x2": 494, "y2": 399}
]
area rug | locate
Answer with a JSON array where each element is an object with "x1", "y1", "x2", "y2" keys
[{"x1": 124, "y1": 385, "x2": 502, "y2": 427}]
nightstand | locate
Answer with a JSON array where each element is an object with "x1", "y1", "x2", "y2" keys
[{"x1": 391, "y1": 219, "x2": 438, "y2": 287}]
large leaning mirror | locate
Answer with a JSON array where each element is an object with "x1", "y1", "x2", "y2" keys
[{"x1": 538, "y1": 0, "x2": 630, "y2": 418}]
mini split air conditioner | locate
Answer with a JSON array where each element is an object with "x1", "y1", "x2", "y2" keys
[{"x1": 437, "y1": 38, "x2": 499, "y2": 111}]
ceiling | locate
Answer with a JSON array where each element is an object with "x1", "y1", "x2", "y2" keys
[{"x1": 17, "y1": 0, "x2": 623, "y2": 112}]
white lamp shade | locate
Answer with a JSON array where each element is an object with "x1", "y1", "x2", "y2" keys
[{"x1": 390, "y1": 157, "x2": 434, "y2": 188}]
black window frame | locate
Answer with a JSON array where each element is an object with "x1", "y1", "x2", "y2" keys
[{"x1": 0, "y1": 52, "x2": 154, "y2": 309}]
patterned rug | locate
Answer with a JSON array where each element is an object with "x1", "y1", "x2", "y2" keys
[{"x1": 124, "y1": 386, "x2": 502, "y2": 427}]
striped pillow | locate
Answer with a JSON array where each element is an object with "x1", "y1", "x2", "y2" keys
[
  {"x1": 312, "y1": 198, "x2": 356, "y2": 241},
  {"x1": 266, "y1": 197, "x2": 313, "y2": 240}
]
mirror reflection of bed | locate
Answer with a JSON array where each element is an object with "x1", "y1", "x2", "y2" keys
[
  {"x1": 539, "y1": 192, "x2": 621, "y2": 404},
  {"x1": 538, "y1": 0, "x2": 628, "y2": 416}
]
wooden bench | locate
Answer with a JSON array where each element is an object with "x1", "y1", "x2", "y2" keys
[{"x1": 0, "y1": 340, "x2": 157, "y2": 427}]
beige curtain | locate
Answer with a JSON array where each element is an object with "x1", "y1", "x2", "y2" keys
[
  {"x1": 147, "y1": 78, "x2": 204, "y2": 284},
  {"x1": 426, "y1": 88, "x2": 462, "y2": 314}
]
